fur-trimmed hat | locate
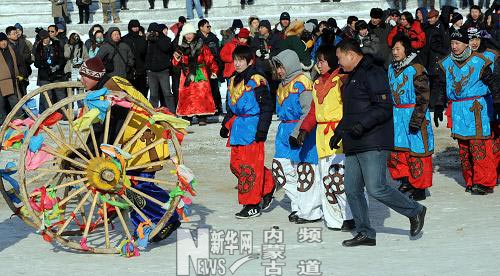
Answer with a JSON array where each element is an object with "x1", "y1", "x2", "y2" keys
[
  {"x1": 178, "y1": 23, "x2": 196, "y2": 46},
  {"x1": 79, "y1": 57, "x2": 106, "y2": 80}
]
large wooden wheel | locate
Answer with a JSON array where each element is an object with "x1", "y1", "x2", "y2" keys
[
  {"x1": 0, "y1": 82, "x2": 83, "y2": 228},
  {"x1": 14, "y1": 88, "x2": 187, "y2": 254}
]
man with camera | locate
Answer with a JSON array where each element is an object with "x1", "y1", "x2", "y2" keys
[{"x1": 145, "y1": 23, "x2": 175, "y2": 113}]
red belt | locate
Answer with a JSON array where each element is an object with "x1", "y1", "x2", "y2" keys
[
  {"x1": 318, "y1": 121, "x2": 339, "y2": 135},
  {"x1": 446, "y1": 96, "x2": 482, "y2": 128},
  {"x1": 395, "y1": 104, "x2": 415, "y2": 108},
  {"x1": 281, "y1": 119, "x2": 300, "y2": 123}
]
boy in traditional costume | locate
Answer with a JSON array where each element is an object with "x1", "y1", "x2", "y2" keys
[
  {"x1": 434, "y1": 28, "x2": 497, "y2": 195},
  {"x1": 270, "y1": 49, "x2": 319, "y2": 223},
  {"x1": 220, "y1": 45, "x2": 275, "y2": 219},
  {"x1": 387, "y1": 35, "x2": 434, "y2": 201},
  {"x1": 297, "y1": 45, "x2": 357, "y2": 231}
]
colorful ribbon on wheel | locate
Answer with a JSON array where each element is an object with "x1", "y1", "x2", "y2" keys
[{"x1": 0, "y1": 162, "x2": 21, "y2": 204}]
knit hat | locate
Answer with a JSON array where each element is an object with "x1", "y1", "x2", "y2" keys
[
  {"x1": 355, "y1": 20, "x2": 369, "y2": 31},
  {"x1": 427, "y1": 9, "x2": 439, "y2": 18},
  {"x1": 38, "y1": 29, "x2": 50, "y2": 40},
  {"x1": 158, "y1": 24, "x2": 168, "y2": 31},
  {"x1": 178, "y1": 23, "x2": 196, "y2": 46},
  {"x1": 231, "y1": 19, "x2": 244, "y2": 29},
  {"x1": 237, "y1": 28, "x2": 250, "y2": 38},
  {"x1": 327, "y1": 18, "x2": 337, "y2": 29},
  {"x1": 304, "y1": 22, "x2": 316, "y2": 33},
  {"x1": 450, "y1": 12, "x2": 463, "y2": 25},
  {"x1": 14, "y1": 23, "x2": 23, "y2": 32},
  {"x1": 0, "y1": 32, "x2": 7, "y2": 41},
  {"x1": 259, "y1": 20, "x2": 271, "y2": 31},
  {"x1": 370, "y1": 8, "x2": 384, "y2": 19},
  {"x1": 79, "y1": 57, "x2": 106, "y2": 80},
  {"x1": 450, "y1": 28, "x2": 469, "y2": 44},
  {"x1": 467, "y1": 27, "x2": 481, "y2": 39},
  {"x1": 280, "y1": 12, "x2": 291, "y2": 21}
]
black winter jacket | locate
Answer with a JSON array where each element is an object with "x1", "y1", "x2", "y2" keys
[
  {"x1": 423, "y1": 22, "x2": 450, "y2": 76},
  {"x1": 197, "y1": 30, "x2": 222, "y2": 75},
  {"x1": 337, "y1": 56, "x2": 394, "y2": 154},
  {"x1": 122, "y1": 31, "x2": 148, "y2": 75},
  {"x1": 145, "y1": 32, "x2": 173, "y2": 72},
  {"x1": 34, "y1": 39, "x2": 66, "y2": 83}
]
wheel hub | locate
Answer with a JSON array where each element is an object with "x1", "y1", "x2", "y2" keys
[{"x1": 86, "y1": 157, "x2": 121, "y2": 191}]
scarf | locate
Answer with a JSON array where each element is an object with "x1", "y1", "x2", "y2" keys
[
  {"x1": 392, "y1": 52, "x2": 417, "y2": 72},
  {"x1": 451, "y1": 46, "x2": 472, "y2": 62}
]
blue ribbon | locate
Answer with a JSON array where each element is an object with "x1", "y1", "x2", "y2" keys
[{"x1": 84, "y1": 87, "x2": 110, "y2": 121}]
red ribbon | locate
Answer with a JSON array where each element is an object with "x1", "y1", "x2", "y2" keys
[
  {"x1": 446, "y1": 96, "x2": 482, "y2": 129},
  {"x1": 318, "y1": 121, "x2": 339, "y2": 135}
]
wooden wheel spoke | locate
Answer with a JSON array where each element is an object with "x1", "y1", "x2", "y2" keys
[
  {"x1": 42, "y1": 91, "x2": 67, "y2": 142},
  {"x1": 129, "y1": 138, "x2": 166, "y2": 160},
  {"x1": 42, "y1": 146, "x2": 88, "y2": 170},
  {"x1": 89, "y1": 122, "x2": 100, "y2": 158},
  {"x1": 102, "y1": 202, "x2": 110, "y2": 248},
  {"x1": 101, "y1": 107, "x2": 112, "y2": 158},
  {"x1": 38, "y1": 168, "x2": 87, "y2": 175},
  {"x1": 111, "y1": 196, "x2": 132, "y2": 240},
  {"x1": 42, "y1": 126, "x2": 90, "y2": 163},
  {"x1": 82, "y1": 192, "x2": 100, "y2": 240},
  {"x1": 120, "y1": 194, "x2": 149, "y2": 222},
  {"x1": 126, "y1": 185, "x2": 166, "y2": 208},
  {"x1": 56, "y1": 190, "x2": 92, "y2": 235},
  {"x1": 125, "y1": 159, "x2": 171, "y2": 171},
  {"x1": 60, "y1": 106, "x2": 96, "y2": 159},
  {"x1": 126, "y1": 175, "x2": 177, "y2": 187},
  {"x1": 112, "y1": 110, "x2": 134, "y2": 146},
  {"x1": 66, "y1": 88, "x2": 74, "y2": 145},
  {"x1": 31, "y1": 177, "x2": 88, "y2": 197},
  {"x1": 122, "y1": 124, "x2": 149, "y2": 152},
  {"x1": 26, "y1": 172, "x2": 51, "y2": 185},
  {"x1": 57, "y1": 183, "x2": 88, "y2": 207}
]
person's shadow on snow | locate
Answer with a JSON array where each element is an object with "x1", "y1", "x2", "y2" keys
[
  {"x1": 434, "y1": 146, "x2": 466, "y2": 189},
  {"x1": 0, "y1": 216, "x2": 32, "y2": 253}
]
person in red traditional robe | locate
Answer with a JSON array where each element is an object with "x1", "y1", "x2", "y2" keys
[{"x1": 172, "y1": 23, "x2": 218, "y2": 125}]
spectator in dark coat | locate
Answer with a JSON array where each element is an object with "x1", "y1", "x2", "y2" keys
[
  {"x1": 76, "y1": 0, "x2": 90, "y2": 24},
  {"x1": 33, "y1": 29, "x2": 66, "y2": 112},
  {"x1": 96, "y1": 27, "x2": 135, "y2": 80},
  {"x1": 274, "y1": 12, "x2": 291, "y2": 39},
  {"x1": 449, "y1": 12, "x2": 464, "y2": 33},
  {"x1": 221, "y1": 19, "x2": 244, "y2": 46},
  {"x1": 278, "y1": 20, "x2": 313, "y2": 71},
  {"x1": 462, "y1": 5, "x2": 487, "y2": 30},
  {"x1": 387, "y1": 12, "x2": 426, "y2": 50},
  {"x1": 145, "y1": 23, "x2": 175, "y2": 112},
  {"x1": 198, "y1": 19, "x2": 223, "y2": 114},
  {"x1": 334, "y1": 39, "x2": 426, "y2": 247},
  {"x1": 369, "y1": 8, "x2": 392, "y2": 68},
  {"x1": 493, "y1": 57, "x2": 500, "y2": 116},
  {"x1": 6, "y1": 26, "x2": 31, "y2": 96},
  {"x1": 342, "y1": 16, "x2": 358, "y2": 39},
  {"x1": 0, "y1": 32, "x2": 23, "y2": 124},
  {"x1": 355, "y1": 20, "x2": 382, "y2": 61},
  {"x1": 122, "y1": 20, "x2": 148, "y2": 96},
  {"x1": 423, "y1": 9, "x2": 450, "y2": 109}
]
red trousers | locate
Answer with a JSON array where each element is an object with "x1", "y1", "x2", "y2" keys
[
  {"x1": 230, "y1": 142, "x2": 274, "y2": 205},
  {"x1": 458, "y1": 138, "x2": 497, "y2": 188},
  {"x1": 388, "y1": 151, "x2": 433, "y2": 189}
]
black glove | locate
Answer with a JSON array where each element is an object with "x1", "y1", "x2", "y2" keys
[
  {"x1": 329, "y1": 131, "x2": 342, "y2": 149},
  {"x1": 219, "y1": 126, "x2": 229, "y2": 138},
  {"x1": 434, "y1": 105, "x2": 444, "y2": 128},
  {"x1": 289, "y1": 130, "x2": 307, "y2": 148},
  {"x1": 409, "y1": 123, "x2": 420, "y2": 134},
  {"x1": 350, "y1": 122, "x2": 364, "y2": 138},
  {"x1": 255, "y1": 131, "x2": 267, "y2": 142}
]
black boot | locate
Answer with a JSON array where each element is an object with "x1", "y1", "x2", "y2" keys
[
  {"x1": 261, "y1": 184, "x2": 276, "y2": 211},
  {"x1": 341, "y1": 219, "x2": 356, "y2": 232},
  {"x1": 149, "y1": 0, "x2": 154, "y2": 9},
  {"x1": 409, "y1": 188, "x2": 426, "y2": 201},
  {"x1": 471, "y1": 184, "x2": 494, "y2": 195},
  {"x1": 163, "y1": 0, "x2": 169, "y2": 8},
  {"x1": 235, "y1": 204, "x2": 261, "y2": 219},
  {"x1": 288, "y1": 211, "x2": 298, "y2": 222},
  {"x1": 342, "y1": 233, "x2": 376, "y2": 247},
  {"x1": 409, "y1": 206, "x2": 426, "y2": 236}
]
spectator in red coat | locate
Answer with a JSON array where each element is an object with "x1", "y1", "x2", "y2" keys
[
  {"x1": 387, "y1": 11, "x2": 426, "y2": 50},
  {"x1": 219, "y1": 28, "x2": 250, "y2": 79}
]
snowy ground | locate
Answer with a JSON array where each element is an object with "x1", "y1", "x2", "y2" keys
[{"x1": 1, "y1": 114, "x2": 500, "y2": 276}]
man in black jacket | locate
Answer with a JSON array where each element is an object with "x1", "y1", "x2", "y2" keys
[
  {"x1": 122, "y1": 20, "x2": 148, "y2": 96},
  {"x1": 332, "y1": 39, "x2": 426, "y2": 247},
  {"x1": 423, "y1": 9, "x2": 450, "y2": 109},
  {"x1": 145, "y1": 23, "x2": 175, "y2": 113},
  {"x1": 198, "y1": 19, "x2": 223, "y2": 115}
]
